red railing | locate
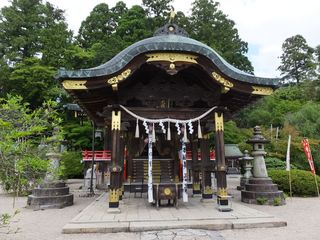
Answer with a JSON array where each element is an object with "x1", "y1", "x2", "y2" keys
[
  {"x1": 82, "y1": 150, "x2": 111, "y2": 161},
  {"x1": 186, "y1": 150, "x2": 215, "y2": 161}
]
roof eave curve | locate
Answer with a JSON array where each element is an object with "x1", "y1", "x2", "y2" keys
[{"x1": 58, "y1": 34, "x2": 279, "y2": 87}]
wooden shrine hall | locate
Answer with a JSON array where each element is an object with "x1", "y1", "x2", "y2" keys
[{"x1": 58, "y1": 22, "x2": 278, "y2": 210}]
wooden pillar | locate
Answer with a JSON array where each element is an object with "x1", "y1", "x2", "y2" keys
[
  {"x1": 191, "y1": 140, "x2": 201, "y2": 195},
  {"x1": 109, "y1": 110, "x2": 122, "y2": 209},
  {"x1": 215, "y1": 112, "x2": 227, "y2": 199},
  {"x1": 200, "y1": 138, "x2": 212, "y2": 199},
  {"x1": 118, "y1": 136, "x2": 125, "y2": 200}
]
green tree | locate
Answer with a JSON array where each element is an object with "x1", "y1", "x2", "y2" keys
[
  {"x1": 76, "y1": 2, "x2": 129, "y2": 65},
  {"x1": 77, "y1": 3, "x2": 128, "y2": 49},
  {"x1": 0, "y1": 0, "x2": 72, "y2": 106},
  {"x1": 0, "y1": 0, "x2": 71, "y2": 64},
  {"x1": 189, "y1": 0, "x2": 253, "y2": 73},
  {"x1": 142, "y1": 0, "x2": 172, "y2": 30},
  {"x1": 143, "y1": 0, "x2": 172, "y2": 18},
  {"x1": 8, "y1": 57, "x2": 56, "y2": 107},
  {"x1": 0, "y1": 95, "x2": 61, "y2": 194},
  {"x1": 278, "y1": 35, "x2": 316, "y2": 84},
  {"x1": 286, "y1": 103, "x2": 320, "y2": 138},
  {"x1": 116, "y1": 5, "x2": 152, "y2": 47}
]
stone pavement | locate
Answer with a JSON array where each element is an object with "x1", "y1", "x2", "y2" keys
[{"x1": 63, "y1": 189, "x2": 286, "y2": 234}]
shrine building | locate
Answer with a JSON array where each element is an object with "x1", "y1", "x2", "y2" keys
[{"x1": 58, "y1": 22, "x2": 278, "y2": 210}]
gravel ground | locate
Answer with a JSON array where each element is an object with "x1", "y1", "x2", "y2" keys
[{"x1": 1, "y1": 177, "x2": 320, "y2": 240}]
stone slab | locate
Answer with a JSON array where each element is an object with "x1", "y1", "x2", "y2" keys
[{"x1": 62, "y1": 192, "x2": 287, "y2": 234}]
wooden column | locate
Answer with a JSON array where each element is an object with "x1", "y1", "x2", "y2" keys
[
  {"x1": 191, "y1": 139, "x2": 201, "y2": 195},
  {"x1": 118, "y1": 136, "x2": 125, "y2": 200},
  {"x1": 109, "y1": 110, "x2": 122, "y2": 209},
  {"x1": 200, "y1": 138, "x2": 212, "y2": 199},
  {"x1": 101, "y1": 124, "x2": 111, "y2": 189},
  {"x1": 215, "y1": 112, "x2": 227, "y2": 199}
]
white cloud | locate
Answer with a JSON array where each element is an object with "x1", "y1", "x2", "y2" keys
[{"x1": 1, "y1": 0, "x2": 319, "y2": 78}]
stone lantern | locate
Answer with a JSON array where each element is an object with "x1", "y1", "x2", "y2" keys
[
  {"x1": 246, "y1": 126, "x2": 269, "y2": 178},
  {"x1": 241, "y1": 126, "x2": 285, "y2": 205},
  {"x1": 27, "y1": 128, "x2": 73, "y2": 209},
  {"x1": 238, "y1": 150, "x2": 253, "y2": 190}
]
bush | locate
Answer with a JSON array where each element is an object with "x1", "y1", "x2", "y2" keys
[
  {"x1": 256, "y1": 197, "x2": 268, "y2": 205},
  {"x1": 268, "y1": 169, "x2": 320, "y2": 197},
  {"x1": 265, "y1": 157, "x2": 297, "y2": 170},
  {"x1": 60, "y1": 151, "x2": 84, "y2": 179},
  {"x1": 265, "y1": 157, "x2": 286, "y2": 170}
]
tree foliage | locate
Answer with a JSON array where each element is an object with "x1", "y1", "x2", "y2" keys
[
  {"x1": 278, "y1": 35, "x2": 316, "y2": 84},
  {"x1": 0, "y1": 95, "x2": 61, "y2": 193},
  {"x1": 0, "y1": 0, "x2": 72, "y2": 107},
  {"x1": 189, "y1": 0, "x2": 253, "y2": 73}
]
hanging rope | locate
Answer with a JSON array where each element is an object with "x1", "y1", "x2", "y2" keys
[{"x1": 119, "y1": 105, "x2": 218, "y2": 124}]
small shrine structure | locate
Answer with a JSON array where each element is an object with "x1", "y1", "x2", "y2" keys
[{"x1": 57, "y1": 21, "x2": 278, "y2": 210}]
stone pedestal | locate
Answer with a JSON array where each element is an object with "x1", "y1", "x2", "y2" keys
[
  {"x1": 241, "y1": 178, "x2": 285, "y2": 205},
  {"x1": 27, "y1": 182, "x2": 73, "y2": 210},
  {"x1": 27, "y1": 151, "x2": 74, "y2": 209}
]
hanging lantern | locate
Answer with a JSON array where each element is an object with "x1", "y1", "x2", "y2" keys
[
  {"x1": 135, "y1": 119, "x2": 139, "y2": 138},
  {"x1": 198, "y1": 120, "x2": 202, "y2": 139}
]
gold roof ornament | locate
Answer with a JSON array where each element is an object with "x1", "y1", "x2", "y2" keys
[
  {"x1": 252, "y1": 86, "x2": 273, "y2": 95},
  {"x1": 62, "y1": 80, "x2": 87, "y2": 90},
  {"x1": 169, "y1": 6, "x2": 176, "y2": 24},
  {"x1": 106, "y1": 69, "x2": 131, "y2": 91}
]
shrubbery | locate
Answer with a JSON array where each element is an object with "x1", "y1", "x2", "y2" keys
[
  {"x1": 265, "y1": 157, "x2": 297, "y2": 170},
  {"x1": 60, "y1": 151, "x2": 84, "y2": 179},
  {"x1": 268, "y1": 169, "x2": 320, "y2": 196}
]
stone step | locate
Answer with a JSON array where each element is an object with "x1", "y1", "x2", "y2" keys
[
  {"x1": 241, "y1": 190, "x2": 285, "y2": 205},
  {"x1": 40, "y1": 181, "x2": 66, "y2": 188},
  {"x1": 248, "y1": 178, "x2": 274, "y2": 185},
  {"x1": 245, "y1": 184, "x2": 279, "y2": 192}
]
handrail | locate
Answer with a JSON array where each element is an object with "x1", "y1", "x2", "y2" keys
[{"x1": 82, "y1": 150, "x2": 111, "y2": 161}]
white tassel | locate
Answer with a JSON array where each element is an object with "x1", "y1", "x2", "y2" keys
[
  {"x1": 167, "y1": 122, "x2": 171, "y2": 140},
  {"x1": 198, "y1": 120, "x2": 202, "y2": 139},
  {"x1": 152, "y1": 123, "x2": 156, "y2": 142},
  {"x1": 183, "y1": 123, "x2": 188, "y2": 142},
  {"x1": 135, "y1": 119, "x2": 139, "y2": 138}
]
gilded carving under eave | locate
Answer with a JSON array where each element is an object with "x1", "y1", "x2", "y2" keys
[
  {"x1": 215, "y1": 112, "x2": 224, "y2": 132},
  {"x1": 62, "y1": 80, "x2": 87, "y2": 90},
  {"x1": 146, "y1": 52, "x2": 198, "y2": 64},
  {"x1": 212, "y1": 72, "x2": 234, "y2": 88},
  {"x1": 111, "y1": 111, "x2": 121, "y2": 130},
  {"x1": 106, "y1": 69, "x2": 132, "y2": 91},
  {"x1": 252, "y1": 86, "x2": 273, "y2": 95}
]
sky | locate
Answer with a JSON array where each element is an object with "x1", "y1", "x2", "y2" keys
[{"x1": 1, "y1": 0, "x2": 320, "y2": 78}]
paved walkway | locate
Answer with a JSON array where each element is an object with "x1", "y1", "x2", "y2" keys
[{"x1": 63, "y1": 189, "x2": 286, "y2": 233}]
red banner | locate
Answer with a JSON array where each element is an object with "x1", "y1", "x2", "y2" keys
[{"x1": 301, "y1": 138, "x2": 316, "y2": 175}]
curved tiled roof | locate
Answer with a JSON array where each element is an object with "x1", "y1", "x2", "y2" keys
[{"x1": 58, "y1": 25, "x2": 278, "y2": 86}]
